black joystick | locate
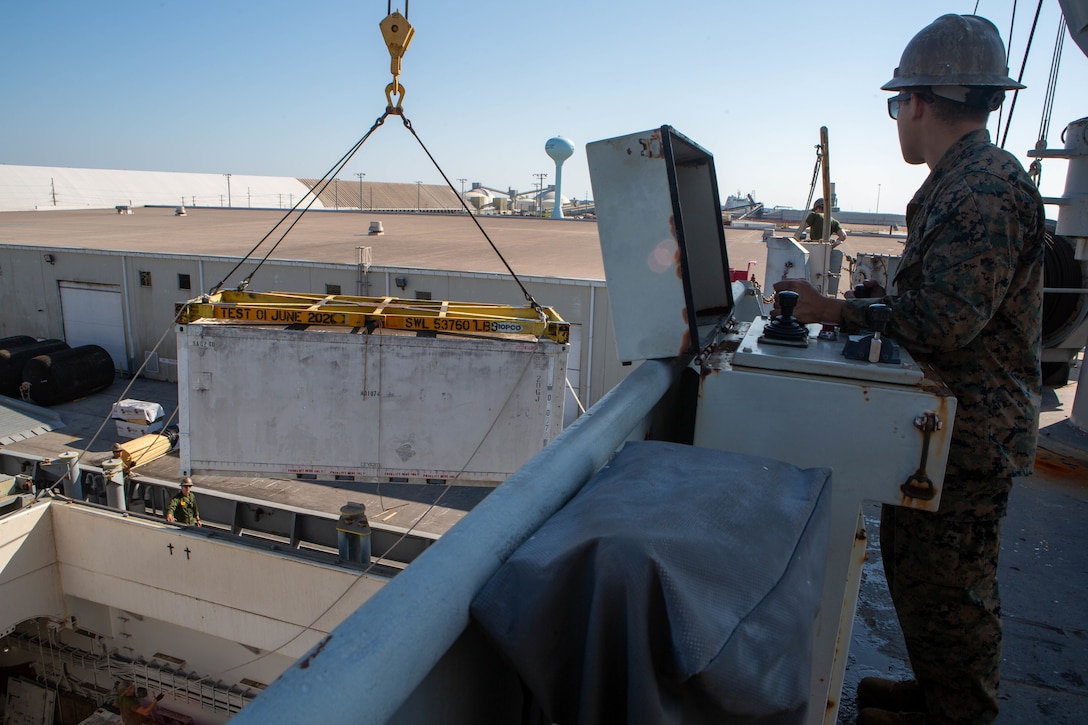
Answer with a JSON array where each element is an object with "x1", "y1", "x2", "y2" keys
[
  {"x1": 762, "y1": 290, "x2": 810, "y2": 346},
  {"x1": 868, "y1": 304, "x2": 892, "y2": 335},
  {"x1": 842, "y1": 303, "x2": 900, "y2": 363}
]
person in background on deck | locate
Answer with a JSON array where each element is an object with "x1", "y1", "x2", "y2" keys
[
  {"x1": 774, "y1": 13, "x2": 1043, "y2": 725},
  {"x1": 166, "y1": 477, "x2": 202, "y2": 526},
  {"x1": 795, "y1": 197, "x2": 847, "y2": 246},
  {"x1": 116, "y1": 680, "x2": 163, "y2": 725}
]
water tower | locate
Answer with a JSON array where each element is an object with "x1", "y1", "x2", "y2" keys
[{"x1": 545, "y1": 136, "x2": 575, "y2": 219}]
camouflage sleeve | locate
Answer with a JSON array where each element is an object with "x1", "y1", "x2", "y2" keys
[{"x1": 842, "y1": 173, "x2": 1025, "y2": 352}]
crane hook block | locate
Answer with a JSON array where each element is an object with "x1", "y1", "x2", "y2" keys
[{"x1": 380, "y1": 11, "x2": 415, "y2": 84}]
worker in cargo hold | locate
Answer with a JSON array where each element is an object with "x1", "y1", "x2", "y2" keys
[
  {"x1": 166, "y1": 477, "x2": 202, "y2": 526},
  {"x1": 774, "y1": 14, "x2": 1043, "y2": 725},
  {"x1": 795, "y1": 197, "x2": 847, "y2": 246},
  {"x1": 115, "y1": 680, "x2": 163, "y2": 724}
]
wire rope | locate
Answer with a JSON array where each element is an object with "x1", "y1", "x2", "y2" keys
[
  {"x1": 398, "y1": 114, "x2": 544, "y2": 314},
  {"x1": 207, "y1": 110, "x2": 544, "y2": 318},
  {"x1": 999, "y1": 0, "x2": 1044, "y2": 149},
  {"x1": 1038, "y1": 18, "x2": 1066, "y2": 146},
  {"x1": 995, "y1": 0, "x2": 1018, "y2": 141},
  {"x1": 208, "y1": 113, "x2": 390, "y2": 294}
]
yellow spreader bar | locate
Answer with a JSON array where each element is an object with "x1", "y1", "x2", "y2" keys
[{"x1": 176, "y1": 291, "x2": 570, "y2": 344}]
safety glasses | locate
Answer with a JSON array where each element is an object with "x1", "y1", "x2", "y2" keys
[{"x1": 887, "y1": 91, "x2": 934, "y2": 120}]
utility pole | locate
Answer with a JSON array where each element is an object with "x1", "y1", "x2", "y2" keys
[
  {"x1": 457, "y1": 178, "x2": 467, "y2": 200},
  {"x1": 224, "y1": 173, "x2": 232, "y2": 208},
  {"x1": 533, "y1": 173, "x2": 547, "y2": 215},
  {"x1": 355, "y1": 172, "x2": 366, "y2": 210},
  {"x1": 416, "y1": 180, "x2": 422, "y2": 211},
  {"x1": 876, "y1": 184, "x2": 881, "y2": 214}
]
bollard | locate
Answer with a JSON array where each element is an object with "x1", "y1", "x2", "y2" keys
[
  {"x1": 102, "y1": 458, "x2": 126, "y2": 511},
  {"x1": 58, "y1": 451, "x2": 82, "y2": 500},
  {"x1": 337, "y1": 502, "x2": 372, "y2": 565}
]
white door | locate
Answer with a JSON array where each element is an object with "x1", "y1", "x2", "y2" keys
[
  {"x1": 563, "y1": 323, "x2": 582, "y2": 428},
  {"x1": 59, "y1": 281, "x2": 127, "y2": 372}
]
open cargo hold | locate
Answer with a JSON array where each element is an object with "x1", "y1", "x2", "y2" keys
[{"x1": 177, "y1": 292, "x2": 570, "y2": 485}]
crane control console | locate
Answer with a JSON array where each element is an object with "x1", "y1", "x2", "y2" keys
[
  {"x1": 693, "y1": 295, "x2": 955, "y2": 725},
  {"x1": 589, "y1": 125, "x2": 957, "y2": 725}
]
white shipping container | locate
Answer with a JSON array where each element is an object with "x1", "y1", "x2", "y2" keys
[{"x1": 177, "y1": 321, "x2": 568, "y2": 484}]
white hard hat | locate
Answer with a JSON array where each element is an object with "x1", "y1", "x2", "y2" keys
[{"x1": 882, "y1": 15, "x2": 1024, "y2": 91}]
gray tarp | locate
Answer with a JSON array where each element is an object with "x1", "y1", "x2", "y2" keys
[{"x1": 470, "y1": 440, "x2": 831, "y2": 724}]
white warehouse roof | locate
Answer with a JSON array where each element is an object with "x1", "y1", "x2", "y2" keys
[{"x1": 0, "y1": 164, "x2": 324, "y2": 212}]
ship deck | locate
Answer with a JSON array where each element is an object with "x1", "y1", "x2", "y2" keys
[
  {"x1": 2, "y1": 360, "x2": 1085, "y2": 723},
  {"x1": 1, "y1": 214, "x2": 1086, "y2": 721}
]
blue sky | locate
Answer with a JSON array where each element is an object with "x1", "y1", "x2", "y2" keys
[{"x1": 2, "y1": 1, "x2": 1085, "y2": 214}]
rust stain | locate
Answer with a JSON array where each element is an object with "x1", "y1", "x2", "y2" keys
[
  {"x1": 639, "y1": 129, "x2": 664, "y2": 158},
  {"x1": 716, "y1": 338, "x2": 741, "y2": 354},
  {"x1": 697, "y1": 338, "x2": 741, "y2": 379},
  {"x1": 679, "y1": 305, "x2": 691, "y2": 355},
  {"x1": 298, "y1": 634, "x2": 332, "y2": 669}
]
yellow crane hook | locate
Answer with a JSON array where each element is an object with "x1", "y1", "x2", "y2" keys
[{"x1": 380, "y1": 10, "x2": 415, "y2": 113}]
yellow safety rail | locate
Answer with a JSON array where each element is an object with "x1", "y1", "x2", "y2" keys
[{"x1": 176, "y1": 291, "x2": 570, "y2": 344}]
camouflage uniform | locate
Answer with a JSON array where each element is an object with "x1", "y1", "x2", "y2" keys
[
  {"x1": 166, "y1": 489, "x2": 200, "y2": 525},
  {"x1": 841, "y1": 128, "x2": 1044, "y2": 723}
]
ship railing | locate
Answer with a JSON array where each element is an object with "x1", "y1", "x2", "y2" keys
[{"x1": 0, "y1": 450, "x2": 436, "y2": 569}]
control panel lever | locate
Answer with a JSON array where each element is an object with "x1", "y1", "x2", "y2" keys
[
  {"x1": 843, "y1": 304, "x2": 900, "y2": 364},
  {"x1": 867, "y1": 304, "x2": 891, "y2": 363},
  {"x1": 901, "y1": 412, "x2": 941, "y2": 500}
]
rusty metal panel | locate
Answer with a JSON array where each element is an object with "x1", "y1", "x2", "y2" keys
[
  {"x1": 587, "y1": 126, "x2": 734, "y2": 362},
  {"x1": 177, "y1": 323, "x2": 567, "y2": 484}
]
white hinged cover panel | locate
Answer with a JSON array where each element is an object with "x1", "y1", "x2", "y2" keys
[{"x1": 588, "y1": 126, "x2": 733, "y2": 362}]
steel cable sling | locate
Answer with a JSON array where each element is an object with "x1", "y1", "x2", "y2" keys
[
  {"x1": 207, "y1": 1, "x2": 546, "y2": 319},
  {"x1": 208, "y1": 114, "x2": 391, "y2": 295}
]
